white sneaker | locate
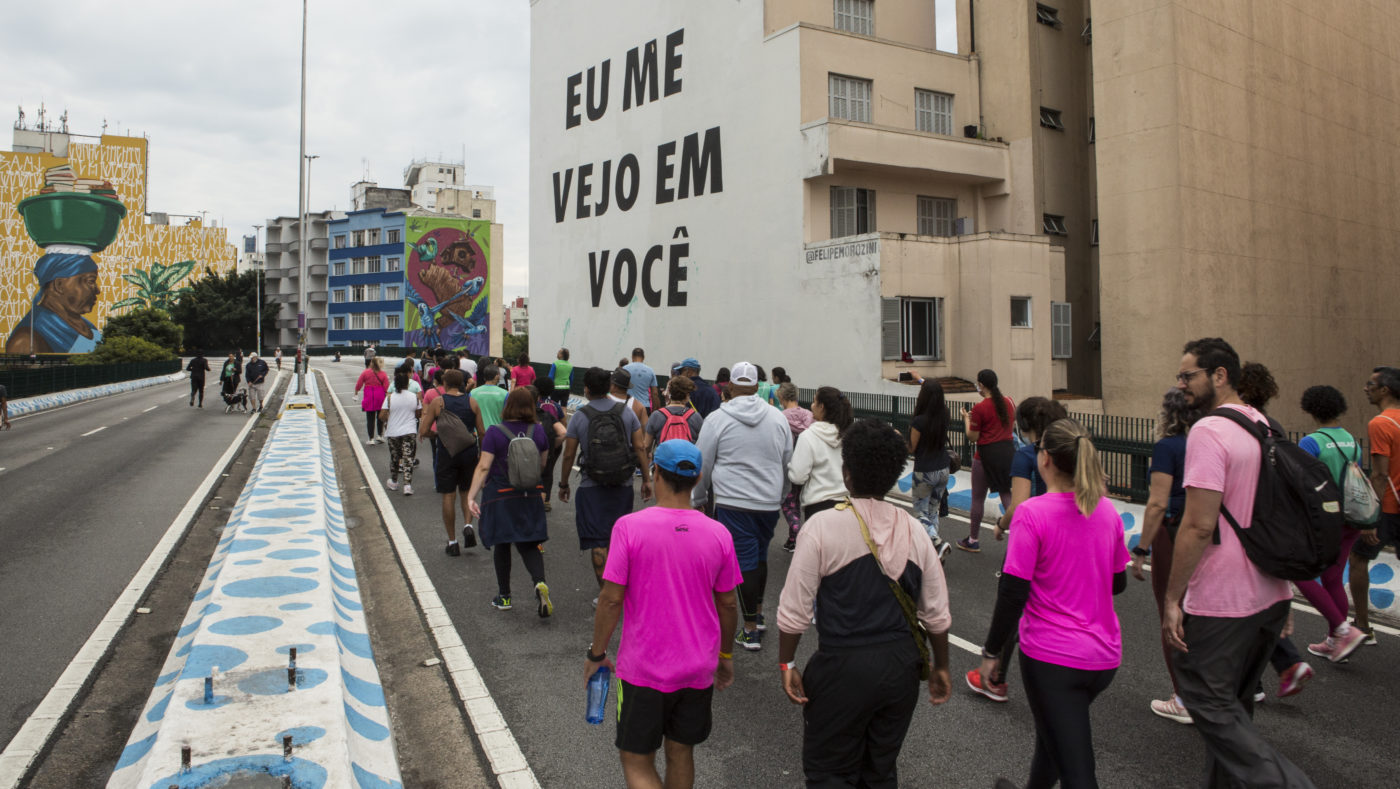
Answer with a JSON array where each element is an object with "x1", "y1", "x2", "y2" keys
[
  {"x1": 1150, "y1": 696, "x2": 1193, "y2": 724},
  {"x1": 403, "y1": 484, "x2": 414, "y2": 495},
  {"x1": 386, "y1": 478, "x2": 398, "y2": 491}
]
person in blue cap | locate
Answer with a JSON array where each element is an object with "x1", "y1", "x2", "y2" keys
[
  {"x1": 5, "y1": 249, "x2": 102, "y2": 353},
  {"x1": 678, "y1": 358, "x2": 720, "y2": 418}
]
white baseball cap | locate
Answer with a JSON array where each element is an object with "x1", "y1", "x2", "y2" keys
[{"x1": 730, "y1": 361, "x2": 759, "y2": 386}]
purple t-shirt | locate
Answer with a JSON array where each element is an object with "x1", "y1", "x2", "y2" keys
[
  {"x1": 1004, "y1": 492, "x2": 1130, "y2": 671},
  {"x1": 480, "y1": 420, "x2": 548, "y2": 480},
  {"x1": 603, "y1": 507, "x2": 743, "y2": 692}
]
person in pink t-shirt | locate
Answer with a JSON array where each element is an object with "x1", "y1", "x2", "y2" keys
[
  {"x1": 1162, "y1": 338, "x2": 1316, "y2": 789},
  {"x1": 511, "y1": 353, "x2": 537, "y2": 388},
  {"x1": 586, "y1": 440, "x2": 741, "y2": 789},
  {"x1": 977, "y1": 418, "x2": 1128, "y2": 789}
]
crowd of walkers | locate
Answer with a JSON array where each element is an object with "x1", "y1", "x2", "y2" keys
[{"x1": 349, "y1": 340, "x2": 1400, "y2": 789}]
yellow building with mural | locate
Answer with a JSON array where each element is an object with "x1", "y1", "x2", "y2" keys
[{"x1": 1, "y1": 123, "x2": 236, "y2": 353}]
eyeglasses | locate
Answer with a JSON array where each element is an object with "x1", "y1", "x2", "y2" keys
[
  {"x1": 1175, "y1": 369, "x2": 1207, "y2": 384},
  {"x1": 1364, "y1": 381, "x2": 1378, "y2": 390}
]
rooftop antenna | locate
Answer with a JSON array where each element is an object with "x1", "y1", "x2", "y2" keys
[
  {"x1": 59, "y1": 110, "x2": 68, "y2": 133},
  {"x1": 15, "y1": 106, "x2": 24, "y2": 130},
  {"x1": 36, "y1": 103, "x2": 45, "y2": 132},
  {"x1": 102, "y1": 117, "x2": 108, "y2": 135}
]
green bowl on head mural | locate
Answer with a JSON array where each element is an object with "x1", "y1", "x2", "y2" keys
[{"x1": 17, "y1": 192, "x2": 128, "y2": 252}]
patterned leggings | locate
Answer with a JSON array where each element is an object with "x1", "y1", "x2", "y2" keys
[
  {"x1": 387, "y1": 435, "x2": 416, "y2": 483},
  {"x1": 782, "y1": 484, "x2": 804, "y2": 539}
]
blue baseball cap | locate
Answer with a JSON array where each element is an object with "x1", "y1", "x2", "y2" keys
[
  {"x1": 679, "y1": 357, "x2": 701, "y2": 372},
  {"x1": 653, "y1": 439, "x2": 702, "y2": 477}
]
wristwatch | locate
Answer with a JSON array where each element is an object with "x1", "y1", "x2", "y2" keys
[
  {"x1": 587, "y1": 646, "x2": 606, "y2": 662},
  {"x1": 1131, "y1": 546, "x2": 1151, "y2": 558}
]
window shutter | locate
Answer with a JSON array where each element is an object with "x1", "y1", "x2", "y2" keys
[{"x1": 881, "y1": 298, "x2": 902, "y2": 360}]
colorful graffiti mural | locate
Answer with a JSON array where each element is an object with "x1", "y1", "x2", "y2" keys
[
  {"x1": 403, "y1": 215, "x2": 490, "y2": 354},
  {"x1": 0, "y1": 133, "x2": 236, "y2": 353}
]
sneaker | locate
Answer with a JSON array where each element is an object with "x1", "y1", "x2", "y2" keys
[
  {"x1": 735, "y1": 627, "x2": 762, "y2": 652},
  {"x1": 386, "y1": 478, "x2": 398, "y2": 491},
  {"x1": 937, "y1": 540, "x2": 953, "y2": 565},
  {"x1": 1354, "y1": 624, "x2": 1378, "y2": 645},
  {"x1": 491, "y1": 595, "x2": 512, "y2": 611},
  {"x1": 1252, "y1": 686, "x2": 1266, "y2": 703},
  {"x1": 965, "y1": 669, "x2": 1008, "y2": 702},
  {"x1": 535, "y1": 582, "x2": 553, "y2": 618},
  {"x1": 783, "y1": 537, "x2": 797, "y2": 552},
  {"x1": 445, "y1": 541, "x2": 460, "y2": 557},
  {"x1": 365, "y1": 438, "x2": 376, "y2": 445},
  {"x1": 956, "y1": 537, "x2": 981, "y2": 554},
  {"x1": 403, "y1": 484, "x2": 413, "y2": 495},
  {"x1": 1149, "y1": 696, "x2": 1193, "y2": 724},
  {"x1": 1328, "y1": 626, "x2": 1367, "y2": 663},
  {"x1": 1278, "y1": 662, "x2": 1314, "y2": 697},
  {"x1": 754, "y1": 613, "x2": 767, "y2": 632},
  {"x1": 460, "y1": 525, "x2": 477, "y2": 549}
]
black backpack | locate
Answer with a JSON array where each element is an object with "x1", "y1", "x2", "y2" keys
[
  {"x1": 581, "y1": 402, "x2": 634, "y2": 486},
  {"x1": 1209, "y1": 408, "x2": 1343, "y2": 581}
]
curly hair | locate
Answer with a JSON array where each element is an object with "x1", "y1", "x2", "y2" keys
[
  {"x1": 1300, "y1": 385, "x2": 1347, "y2": 423},
  {"x1": 1015, "y1": 396, "x2": 1068, "y2": 440},
  {"x1": 1237, "y1": 361, "x2": 1278, "y2": 412},
  {"x1": 1155, "y1": 388, "x2": 1195, "y2": 440},
  {"x1": 667, "y1": 374, "x2": 696, "y2": 402},
  {"x1": 840, "y1": 419, "x2": 908, "y2": 497}
]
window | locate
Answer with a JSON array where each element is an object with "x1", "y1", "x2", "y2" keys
[
  {"x1": 332, "y1": 289, "x2": 346, "y2": 303},
  {"x1": 1011, "y1": 297, "x2": 1032, "y2": 328},
  {"x1": 386, "y1": 285, "x2": 401, "y2": 301},
  {"x1": 387, "y1": 229, "x2": 400, "y2": 244},
  {"x1": 915, "y1": 90, "x2": 954, "y2": 135},
  {"x1": 365, "y1": 284, "x2": 381, "y2": 301},
  {"x1": 881, "y1": 297, "x2": 944, "y2": 361},
  {"x1": 365, "y1": 313, "x2": 381, "y2": 330},
  {"x1": 1091, "y1": 219, "x2": 1099, "y2": 245},
  {"x1": 386, "y1": 314, "x2": 401, "y2": 330},
  {"x1": 351, "y1": 230, "x2": 365, "y2": 247},
  {"x1": 1039, "y1": 107, "x2": 1064, "y2": 130},
  {"x1": 351, "y1": 284, "x2": 366, "y2": 302},
  {"x1": 333, "y1": 235, "x2": 347, "y2": 249},
  {"x1": 350, "y1": 313, "x2": 365, "y2": 330},
  {"x1": 332, "y1": 260, "x2": 346, "y2": 276},
  {"x1": 830, "y1": 186, "x2": 876, "y2": 237},
  {"x1": 833, "y1": 0, "x2": 874, "y2": 35},
  {"x1": 829, "y1": 74, "x2": 873, "y2": 123},
  {"x1": 1043, "y1": 213, "x2": 1068, "y2": 236},
  {"x1": 1051, "y1": 302, "x2": 1073, "y2": 359},
  {"x1": 1088, "y1": 116, "x2": 1095, "y2": 144},
  {"x1": 917, "y1": 196, "x2": 956, "y2": 237},
  {"x1": 367, "y1": 256, "x2": 382, "y2": 274},
  {"x1": 387, "y1": 257, "x2": 401, "y2": 272},
  {"x1": 472, "y1": 209, "x2": 482, "y2": 218},
  {"x1": 368, "y1": 228, "x2": 381, "y2": 244},
  {"x1": 332, "y1": 316, "x2": 345, "y2": 331}
]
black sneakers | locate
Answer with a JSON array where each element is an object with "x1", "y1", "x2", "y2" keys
[
  {"x1": 461, "y1": 525, "x2": 477, "y2": 549},
  {"x1": 445, "y1": 541, "x2": 460, "y2": 557}
]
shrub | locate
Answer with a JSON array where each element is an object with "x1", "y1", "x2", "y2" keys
[{"x1": 73, "y1": 335, "x2": 177, "y2": 365}]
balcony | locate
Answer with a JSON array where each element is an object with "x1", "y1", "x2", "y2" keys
[
  {"x1": 265, "y1": 242, "x2": 285, "y2": 254},
  {"x1": 275, "y1": 318, "x2": 297, "y2": 330},
  {"x1": 308, "y1": 263, "x2": 328, "y2": 277},
  {"x1": 310, "y1": 237, "x2": 329, "y2": 251},
  {"x1": 309, "y1": 290, "x2": 328, "y2": 304},
  {"x1": 308, "y1": 318, "x2": 328, "y2": 329},
  {"x1": 801, "y1": 118, "x2": 1010, "y2": 194}
]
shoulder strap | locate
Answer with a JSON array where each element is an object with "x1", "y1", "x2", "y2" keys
[{"x1": 847, "y1": 498, "x2": 930, "y2": 674}]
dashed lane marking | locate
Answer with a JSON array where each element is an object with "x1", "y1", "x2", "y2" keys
[
  {"x1": 143, "y1": 406, "x2": 158, "y2": 413},
  {"x1": 80, "y1": 426, "x2": 107, "y2": 437}
]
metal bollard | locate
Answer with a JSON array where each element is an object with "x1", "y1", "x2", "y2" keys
[
  {"x1": 283, "y1": 734, "x2": 293, "y2": 762},
  {"x1": 288, "y1": 647, "x2": 298, "y2": 691},
  {"x1": 180, "y1": 744, "x2": 191, "y2": 772}
]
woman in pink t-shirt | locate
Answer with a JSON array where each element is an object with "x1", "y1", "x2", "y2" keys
[
  {"x1": 354, "y1": 357, "x2": 390, "y2": 444},
  {"x1": 976, "y1": 418, "x2": 1128, "y2": 789},
  {"x1": 511, "y1": 353, "x2": 537, "y2": 388}
]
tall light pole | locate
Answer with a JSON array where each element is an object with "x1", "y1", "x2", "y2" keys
[
  {"x1": 253, "y1": 223, "x2": 263, "y2": 354},
  {"x1": 295, "y1": 0, "x2": 309, "y2": 394}
]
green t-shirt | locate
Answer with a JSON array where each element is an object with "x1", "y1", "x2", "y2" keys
[
  {"x1": 1304, "y1": 427, "x2": 1361, "y2": 485},
  {"x1": 472, "y1": 385, "x2": 509, "y2": 431}
]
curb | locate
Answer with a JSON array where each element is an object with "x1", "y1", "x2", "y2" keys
[
  {"x1": 7, "y1": 372, "x2": 186, "y2": 418},
  {"x1": 108, "y1": 377, "x2": 402, "y2": 788}
]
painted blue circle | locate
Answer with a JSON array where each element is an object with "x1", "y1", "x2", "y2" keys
[
  {"x1": 147, "y1": 756, "x2": 328, "y2": 789},
  {"x1": 185, "y1": 694, "x2": 232, "y2": 710},
  {"x1": 280, "y1": 602, "x2": 314, "y2": 611},
  {"x1": 250, "y1": 506, "x2": 317, "y2": 518},
  {"x1": 352, "y1": 763, "x2": 403, "y2": 789},
  {"x1": 1371, "y1": 588, "x2": 1395, "y2": 609},
  {"x1": 234, "y1": 559, "x2": 262, "y2": 566},
  {"x1": 290, "y1": 538, "x2": 315, "y2": 544},
  {"x1": 343, "y1": 702, "x2": 390, "y2": 741},
  {"x1": 180, "y1": 644, "x2": 249, "y2": 679},
  {"x1": 227, "y1": 539, "x2": 270, "y2": 554},
  {"x1": 291, "y1": 566, "x2": 317, "y2": 574},
  {"x1": 238, "y1": 667, "x2": 328, "y2": 695},
  {"x1": 114, "y1": 733, "x2": 156, "y2": 770},
  {"x1": 268, "y1": 549, "x2": 320, "y2": 561},
  {"x1": 146, "y1": 691, "x2": 173, "y2": 723},
  {"x1": 275, "y1": 726, "x2": 327, "y2": 746},
  {"x1": 207, "y1": 615, "x2": 284, "y2": 636},
  {"x1": 222, "y1": 576, "x2": 319, "y2": 598},
  {"x1": 275, "y1": 643, "x2": 315, "y2": 655},
  {"x1": 1120, "y1": 512, "x2": 1136, "y2": 530},
  {"x1": 1371, "y1": 563, "x2": 1395, "y2": 584},
  {"x1": 244, "y1": 526, "x2": 292, "y2": 535}
]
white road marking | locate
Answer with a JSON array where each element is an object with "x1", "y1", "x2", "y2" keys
[
  {"x1": 10, "y1": 380, "x2": 183, "y2": 422},
  {"x1": 143, "y1": 406, "x2": 158, "y2": 413},
  {"x1": 80, "y1": 426, "x2": 106, "y2": 436}
]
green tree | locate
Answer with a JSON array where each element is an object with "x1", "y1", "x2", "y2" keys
[
  {"x1": 170, "y1": 268, "x2": 278, "y2": 353},
  {"x1": 73, "y1": 335, "x2": 176, "y2": 364},
  {"x1": 502, "y1": 333, "x2": 528, "y2": 364},
  {"x1": 102, "y1": 307, "x2": 183, "y2": 354}
]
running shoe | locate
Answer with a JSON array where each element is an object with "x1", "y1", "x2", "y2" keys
[
  {"x1": 535, "y1": 582, "x2": 553, "y2": 618},
  {"x1": 403, "y1": 484, "x2": 413, "y2": 495},
  {"x1": 965, "y1": 668, "x2": 1008, "y2": 702},
  {"x1": 956, "y1": 537, "x2": 981, "y2": 553},
  {"x1": 386, "y1": 478, "x2": 398, "y2": 491},
  {"x1": 755, "y1": 613, "x2": 767, "y2": 632},
  {"x1": 735, "y1": 628, "x2": 762, "y2": 652},
  {"x1": 461, "y1": 525, "x2": 477, "y2": 549},
  {"x1": 1252, "y1": 686, "x2": 1266, "y2": 703},
  {"x1": 444, "y1": 541, "x2": 460, "y2": 557},
  {"x1": 783, "y1": 537, "x2": 797, "y2": 552},
  {"x1": 1354, "y1": 623, "x2": 1378, "y2": 645},
  {"x1": 1149, "y1": 697, "x2": 1193, "y2": 724},
  {"x1": 936, "y1": 539, "x2": 953, "y2": 564},
  {"x1": 1278, "y1": 662, "x2": 1314, "y2": 697},
  {"x1": 1312, "y1": 626, "x2": 1366, "y2": 663},
  {"x1": 491, "y1": 595, "x2": 512, "y2": 611}
]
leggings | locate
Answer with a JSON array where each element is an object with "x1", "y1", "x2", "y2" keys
[
  {"x1": 387, "y1": 435, "x2": 416, "y2": 483},
  {"x1": 1148, "y1": 527, "x2": 1179, "y2": 693},
  {"x1": 189, "y1": 378, "x2": 205, "y2": 405},
  {"x1": 493, "y1": 541, "x2": 545, "y2": 596},
  {"x1": 542, "y1": 445, "x2": 562, "y2": 502},
  {"x1": 364, "y1": 410, "x2": 383, "y2": 440},
  {"x1": 1294, "y1": 526, "x2": 1363, "y2": 633},
  {"x1": 968, "y1": 457, "x2": 1011, "y2": 540},
  {"x1": 781, "y1": 484, "x2": 804, "y2": 537},
  {"x1": 739, "y1": 562, "x2": 768, "y2": 625},
  {"x1": 1020, "y1": 653, "x2": 1116, "y2": 789}
]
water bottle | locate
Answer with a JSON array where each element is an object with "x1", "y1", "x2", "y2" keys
[{"x1": 585, "y1": 666, "x2": 611, "y2": 725}]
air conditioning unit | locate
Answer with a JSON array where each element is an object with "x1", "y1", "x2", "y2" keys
[
  {"x1": 954, "y1": 217, "x2": 974, "y2": 235},
  {"x1": 964, "y1": 124, "x2": 979, "y2": 139}
]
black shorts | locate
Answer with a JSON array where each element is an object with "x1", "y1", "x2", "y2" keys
[
  {"x1": 434, "y1": 442, "x2": 479, "y2": 494},
  {"x1": 1351, "y1": 512, "x2": 1400, "y2": 561},
  {"x1": 616, "y1": 680, "x2": 713, "y2": 754},
  {"x1": 575, "y1": 484, "x2": 634, "y2": 550}
]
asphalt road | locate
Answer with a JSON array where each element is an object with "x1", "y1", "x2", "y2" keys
[
  {"x1": 0, "y1": 375, "x2": 260, "y2": 751},
  {"x1": 321, "y1": 360, "x2": 1398, "y2": 789}
]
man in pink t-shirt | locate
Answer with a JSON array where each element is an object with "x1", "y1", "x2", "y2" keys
[
  {"x1": 586, "y1": 440, "x2": 741, "y2": 789},
  {"x1": 1163, "y1": 338, "x2": 1316, "y2": 789}
]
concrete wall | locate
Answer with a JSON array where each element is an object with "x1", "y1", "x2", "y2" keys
[{"x1": 1096, "y1": 0, "x2": 1400, "y2": 431}]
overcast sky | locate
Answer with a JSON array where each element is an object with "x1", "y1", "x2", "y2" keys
[{"x1": 1, "y1": 1, "x2": 955, "y2": 306}]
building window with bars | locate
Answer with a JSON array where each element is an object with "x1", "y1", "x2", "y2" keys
[
  {"x1": 332, "y1": 261, "x2": 346, "y2": 276},
  {"x1": 1040, "y1": 107, "x2": 1064, "y2": 130},
  {"x1": 915, "y1": 90, "x2": 953, "y2": 135},
  {"x1": 368, "y1": 228, "x2": 381, "y2": 244},
  {"x1": 1051, "y1": 301, "x2": 1072, "y2": 358},
  {"x1": 386, "y1": 285, "x2": 400, "y2": 301},
  {"x1": 367, "y1": 256, "x2": 382, "y2": 274},
  {"x1": 1043, "y1": 214, "x2": 1068, "y2": 236},
  {"x1": 1011, "y1": 296, "x2": 1033, "y2": 328},
  {"x1": 332, "y1": 289, "x2": 346, "y2": 304},
  {"x1": 917, "y1": 196, "x2": 956, "y2": 237},
  {"x1": 333, "y1": 235, "x2": 347, "y2": 249},
  {"x1": 473, "y1": 209, "x2": 482, "y2": 218},
  {"x1": 351, "y1": 284, "x2": 366, "y2": 302},
  {"x1": 829, "y1": 74, "x2": 873, "y2": 123},
  {"x1": 351, "y1": 230, "x2": 365, "y2": 247},
  {"x1": 833, "y1": 0, "x2": 874, "y2": 35},
  {"x1": 386, "y1": 314, "x2": 401, "y2": 330},
  {"x1": 332, "y1": 316, "x2": 345, "y2": 331},
  {"x1": 882, "y1": 297, "x2": 944, "y2": 361},
  {"x1": 831, "y1": 186, "x2": 876, "y2": 238},
  {"x1": 387, "y1": 229, "x2": 400, "y2": 244},
  {"x1": 387, "y1": 257, "x2": 401, "y2": 272}
]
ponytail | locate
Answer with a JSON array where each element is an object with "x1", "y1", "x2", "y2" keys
[
  {"x1": 977, "y1": 368, "x2": 1009, "y2": 427},
  {"x1": 1039, "y1": 419, "x2": 1106, "y2": 518},
  {"x1": 814, "y1": 386, "x2": 854, "y2": 433}
]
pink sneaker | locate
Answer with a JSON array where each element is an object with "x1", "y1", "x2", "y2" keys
[
  {"x1": 1150, "y1": 696, "x2": 1192, "y2": 724},
  {"x1": 1329, "y1": 626, "x2": 1367, "y2": 663},
  {"x1": 966, "y1": 668, "x2": 1009, "y2": 702},
  {"x1": 1278, "y1": 662, "x2": 1314, "y2": 697}
]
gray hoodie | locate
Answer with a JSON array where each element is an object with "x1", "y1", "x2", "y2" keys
[{"x1": 691, "y1": 394, "x2": 794, "y2": 511}]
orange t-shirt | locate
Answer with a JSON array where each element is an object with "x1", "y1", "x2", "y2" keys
[{"x1": 1368, "y1": 408, "x2": 1400, "y2": 514}]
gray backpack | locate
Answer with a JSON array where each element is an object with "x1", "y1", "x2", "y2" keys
[{"x1": 493, "y1": 424, "x2": 542, "y2": 489}]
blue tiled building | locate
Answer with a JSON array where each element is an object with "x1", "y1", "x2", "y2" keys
[{"x1": 326, "y1": 209, "x2": 407, "y2": 347}]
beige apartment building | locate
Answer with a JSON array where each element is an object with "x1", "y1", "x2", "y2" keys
[{"x1": 531, "y1": 0, "x2": 1399, "y2": 423}]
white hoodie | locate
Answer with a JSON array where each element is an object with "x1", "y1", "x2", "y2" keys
[
  {"x1": 788, "y1": 421, "x2": 848, "y2": 506},
  {"x1": 691, "y1": 394, "x2": 793, "y2": 511}
]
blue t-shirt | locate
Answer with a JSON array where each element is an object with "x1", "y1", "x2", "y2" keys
[
  {"x1": 623, "y1": 362, "x2": 658, "y2": 408},
  {"x1": 1010, "y1": 442, "x2": 1047, "y2": 497},
  {"x1": 1149, "y1": 434, "x2": 1187, "y2": 516}
]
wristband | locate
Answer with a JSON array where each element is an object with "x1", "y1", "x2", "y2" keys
[
  {"x1": 779, "y1": 661, "x2": 798, "y2": 672},
  {"x1": 718, "y1": 652, "x2": 733, "y2": 660},
  {"x1": 587, "y1": 647, "x2": 606, "y2": 662},
  {"x1": 1131, "y1": 546, "x2": 1151, "y2": 558}
]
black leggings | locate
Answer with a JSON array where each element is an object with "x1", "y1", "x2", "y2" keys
[
  {"x1": 739, "y1": 562, "x2": 768, "y2": 625},
  {"x1": 364, "y1": 410, "x2": 383, "y2": 440},
  {"x1": 1019, "y1": 653, "x2": 1116, "y2": 789},
  {"x1": 190, "y1": 377, "x2": 205, "y2": 405},
  {"x1": 493, "y1": 542, "x2": 545, "y2": 596}
]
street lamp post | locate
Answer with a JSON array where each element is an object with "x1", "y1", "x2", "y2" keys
[
  {"x1": 295, "y1": 0, "x2": 309, "y2": 394},
  {"x1": 253, "y1": 223, "x2": 263, "y2": 354}
]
